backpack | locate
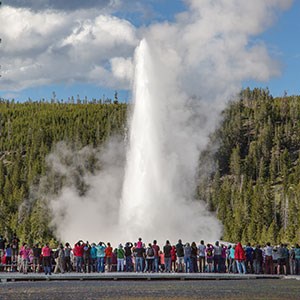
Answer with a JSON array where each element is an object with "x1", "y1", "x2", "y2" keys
[{"x1": 147, "y1": 247, "x2": 154, "y2": 257}]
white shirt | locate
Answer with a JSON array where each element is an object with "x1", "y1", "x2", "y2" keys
[{"x1": 198, "y1": 244, "x2": 206, "y2": 257}]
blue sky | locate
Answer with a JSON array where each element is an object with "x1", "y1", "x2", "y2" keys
[
  {"x1": 0, "y1": 0, "x2": 299, "y2": 102},
  {"x1": 245, "y1": 1, "x2": 300, "y2": 96}
]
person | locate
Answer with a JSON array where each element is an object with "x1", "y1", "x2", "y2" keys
[
  {"x1": 171, "y1": 245, "x2": 177, "y2": 272},
  {"x1": 42, "y1": 243, "x2": 52, "y2": 275},
  {"x1": 253, "y1": 245, "x2": 263, "y2": 274},
  {"x1": 19, "y1": 243, "x2": 30, "y2": 274},
  {"x1": 137, "y1": 238, "x2": 143, "y2": 249},
  {"x1": 228, "y1": 245, "x2": 235, "y2": 273},
  {"x1": 283, "y1": 244, "x2": 289, "y2": 274},
  {"x1": 213, "y1": 241, "x2": 222, "y2": 273},
  {"x1": 176, "y1": 239, "x2": 184, "y2": 273},
  {"x1": 294, "y1": 244, "x2": 300, "y2": 275},
  {"x1": 245, "y1": 243, "x2": 254, "y2": 273},
  {"x1": 276, "y1": 244, "x2": 286, "y2": 275},
  {"x1": 5, "y1": 244, "x2": 12, "y2": 272},
  {"x1": 124, "y1": 242, "x2": 133, "y2": 272},
  {"x1": 289, "y1": 246, "x2": 296, "y2": 275},
  {"x1": 95, "y1": 242, "x2": 106, "y2": 273},
  {"x1": 159, "y1": 250, "x2": 165, "y2": 272},
  {"x1": 132, "y1": 243, "x2": 137, "y2": 271},
  {"x1": 272, "y1": 246, "x2": 279, "y2": 274},
  {"x1": 264, "y1": 242, "x2": 273, "y2": 274},
  {"x1": 163, "y1": 240, "x2": 172, "y2": 273},
  {"x1": 234, "y1": 242, "x2": 246, "y2": 274},
  {"x1": 184, "y1": 243, "x2": 191, "y2": 273},
  {"x1": 144, "y1": 243, "x2": 155, "y2": 272},
  {"x1": 105, "y1": 242, "x2": 113, "y2": 272},
  {"x1": 134, "y1": 243, "x2": 145, "y2": 273},
  {"x1": 206, "y1": 244, "x2": 214, "y2": 273},
  {"x1": 220, "y1": 244, "x2": 227, "y2": 273},
  {"x1": 0, "y1": 235, "x2": 7, "y2": 259},
  {"x1": 73, "y1": 240, "x2": 84, "y2": 273},
  {"x1": 83, "y1": 241, "x2": 91, "y2": 273},
  {"x1": 54, "y1": 243, "x2": 65, "y2": 274},
  {"x1": 11, "y1": 233, "x2": 20, "y2": 262},
  {"x1": 64, "y1": 243, "x2": 72, "y2": 272},
  {"x1": 152, "y1": 240, "x2": 160, "y2": 273},
  {"x1": 190, "y1": 242, "x2": 198, "y2": 273},
  {"x1": 111, "y1": 248, "x2": 117, "y2": 272},
  {"x1": 90, "y1": 243, "x2": 97, "y2": 272},
  {"x1": 1, "y1": 251, "x2": 6, "y2": 268},
  {"x1": 32, "y1": 243, "x2": 42, "y2": 273},
  {"x1": 117, "y1": 244, "x2": 125, "y2": 272},
  {"x1": 225, "y1": 245, "x2": 230, "y2": 270},
  {"x1": 198, "y1": 240, "x2": 206, "y2": 273}
]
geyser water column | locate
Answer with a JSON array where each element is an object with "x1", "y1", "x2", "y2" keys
[{"x1": 119, "y1": 39, "x2": 222, "y2": 243}]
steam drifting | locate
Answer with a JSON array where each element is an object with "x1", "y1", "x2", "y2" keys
[{"x1": 42, "y1": 0, "x2": 292, "y2": 245}]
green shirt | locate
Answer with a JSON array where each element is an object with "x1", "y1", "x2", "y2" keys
[{"x1": 117, "y1": 248, "x2": 125, "y2": 259}]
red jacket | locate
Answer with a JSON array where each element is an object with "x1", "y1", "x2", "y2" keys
[
  {"x1": 73, "y1": 244, "x2": 84, "y2": 257},
  {"x1": 234, "y1": 243, "x2": 246, "y2": 261}
]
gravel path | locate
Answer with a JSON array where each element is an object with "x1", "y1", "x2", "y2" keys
[{"x1": 0, "y1": 279, "x2": 300, "y2": 300}]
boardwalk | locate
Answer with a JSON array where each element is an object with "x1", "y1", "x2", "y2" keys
[{"x1": 0, "y1": 272, "x2": 292, "y2": 282}]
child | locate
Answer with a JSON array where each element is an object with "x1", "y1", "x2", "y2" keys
[
  {"x1": 159, "y1": 251, "x2": 165, "y2": 272},
  {"x1": 171, "y1": 245, "x2": 177, "y2": 272},
  {"x1": 5, "y1": 244, "x2": 12, "y2": 272},
  {"x1": 19, "y1": 244, "x2": 30, "y2": 274}
]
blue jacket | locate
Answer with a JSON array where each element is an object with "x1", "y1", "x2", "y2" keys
[{"x1": 95, "y1": 245, "x2": 106, "y2": 258}]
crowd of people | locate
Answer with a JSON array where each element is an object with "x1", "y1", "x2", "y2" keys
[{"x1": 1, "y1": 234, "x2": 300, "y2": 276}]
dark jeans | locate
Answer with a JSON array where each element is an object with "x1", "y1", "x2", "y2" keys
[
  {"x1": 125, "y1": 256, "x2": 133, "y2": 272},
  {"x1": 43, "y1": 256, "x2": 51, "y2": 275},
  {"x1": 91, "y1": 258, "x2": 97, "y2": 272},
  {"x1": 65, "y1": 256, "x2": 72, "y2": 272},
  {"x1": 144, "y1": 258, "x2": 154, "y2": 272},
  {"x1": 190, "y1": 256, "x2": 198, "y2": 273},
  {"x1": 214, "y1": 255, "x2": 221, "y2": 273},
  {"x1": 83, "y1": 256, "x2": 91, "y2": 273},
  {"x1": 246, "y1": 259, "x2": 254, "y2": 273},
  {"x1": 295, "y1": 258, "x2": 300, "y2": 275},
  {"x1": 265, "y1": 256, "x2": 273, "y2": 274}
]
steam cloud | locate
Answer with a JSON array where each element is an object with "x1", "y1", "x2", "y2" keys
[{"x1": 34, "y1": 0, "x2": 292, "y2": 245}]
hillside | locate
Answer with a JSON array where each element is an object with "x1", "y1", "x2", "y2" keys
[{"x1": 199, "y1": 88, "x2": 300, "y2": 244}]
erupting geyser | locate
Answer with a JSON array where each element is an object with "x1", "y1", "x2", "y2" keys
[{"x1": 119, "y1": 39, "x2": 222, "y2": 242}]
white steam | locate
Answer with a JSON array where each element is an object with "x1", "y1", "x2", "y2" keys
[
  {"x1": 42, "y1": 0, "x2": 292, "y2": 246},
  {"x1": 46, "y1": 139, "x2": 125, "y2": 244}
]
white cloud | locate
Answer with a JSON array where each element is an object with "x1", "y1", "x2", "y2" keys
[
  {"x1": 0, "y1": 6, "x2": 138, "y2": 91},
  {"x1": 110, "y1": 57, "x2": 134, "y2": 85}
]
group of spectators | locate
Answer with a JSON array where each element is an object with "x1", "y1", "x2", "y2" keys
[{"x1": 1, "y1": 234, "x2": 300, "y2": 276}]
